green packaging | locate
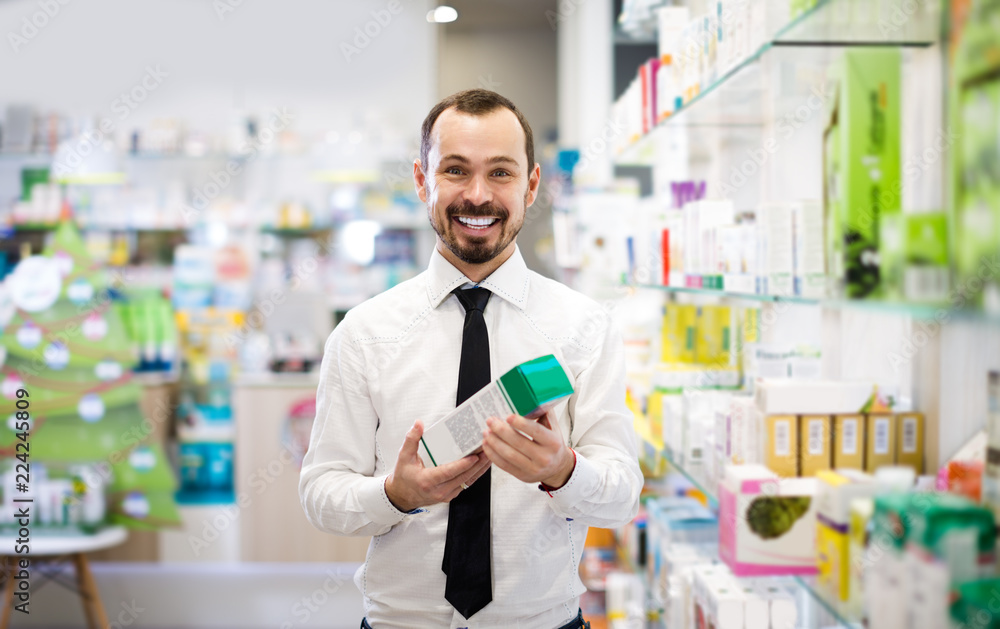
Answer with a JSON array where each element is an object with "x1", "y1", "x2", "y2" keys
[
  {"x1": 824, "y1": 49, "x2": 902, "y2": 299},
  {"x1": 418, "y1": 355, "x2": 574, "y2": 467},
  {"x1": 950, "y1": 0, "x2": 1000, "y2": 308},
  {"x1": 903, "y1": 212, "x2": 950, "y2": 302}
]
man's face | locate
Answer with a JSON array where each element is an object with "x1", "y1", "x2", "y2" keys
[{"x1": 415, "y1": 107, "x2": 540, "y2": 265}]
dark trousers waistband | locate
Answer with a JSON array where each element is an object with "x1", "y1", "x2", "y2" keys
[{"x1": 360, "y1": 609, "x2": 590, "y2": 629}]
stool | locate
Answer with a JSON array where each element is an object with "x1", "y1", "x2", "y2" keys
[{"x1": 0, "y1": 526, "x2": 127, "y2": 629}]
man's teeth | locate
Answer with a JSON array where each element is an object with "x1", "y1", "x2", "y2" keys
[{"x1": 457, "y1": 217, "x2": 497, "y2": 228}]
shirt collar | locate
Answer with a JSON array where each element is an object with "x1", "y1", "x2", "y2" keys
[{"x1": 426, "y1": 245, "x2": 529, "y2": 310}]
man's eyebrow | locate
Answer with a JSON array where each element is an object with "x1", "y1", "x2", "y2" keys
[{"x1": 439, "y1": 154, "x2": 520, "y2": 168}]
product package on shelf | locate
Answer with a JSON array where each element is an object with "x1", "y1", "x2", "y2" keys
[
  {"x1": 655, "y1": 6, "x2": 689, "y2": 123},
  {"x1": 950, "y1": 0, "x2": 1000, "y2": 309},
  {"x1": 755, "y1": 203, "x2": 794, "y2": 296},
  {"x1": 719, "y1": 464, "x2": 819, "y2": 576},
  {"x1": 791, "y1": 200, "x2": 826, "y2": 298},
  {"x1": 824, "y1": 48, "x2": 902, "y2": 299}
]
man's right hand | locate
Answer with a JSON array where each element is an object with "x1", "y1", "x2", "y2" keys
[{"x1": 385, "y1": 420, "x2": 491, "y2": 513}]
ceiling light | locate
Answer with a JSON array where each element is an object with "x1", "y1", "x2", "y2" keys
[{"x1": 426, "y1": 6, "x2": 458, "y2": 23}]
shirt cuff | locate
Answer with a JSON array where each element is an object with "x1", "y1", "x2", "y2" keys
[
  {"x1": 357, "y1": 475, "x2": 410, "y2": 526},
  {"x1": 539, "y1": 450, "x2": 598, "y2": 507}
]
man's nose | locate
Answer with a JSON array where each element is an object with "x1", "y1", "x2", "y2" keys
[{"x1": 462, "y1": 174, "x2": 492, "y2": 207}]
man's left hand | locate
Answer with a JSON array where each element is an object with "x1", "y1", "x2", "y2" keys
[{"x1": 482, "y1": 412, "x2": 575, "y2": 489}]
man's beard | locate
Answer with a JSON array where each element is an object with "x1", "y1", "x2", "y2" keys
[{"x1": 429, "y1": 198, "x2": 524, "y2": 265}]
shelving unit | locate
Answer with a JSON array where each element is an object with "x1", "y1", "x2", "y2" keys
[{"x1": 590, "y1": 1, "x2": 992, "y2": 628}]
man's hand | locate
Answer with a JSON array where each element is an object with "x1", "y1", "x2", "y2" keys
[
  {"x1": 482, "y1": 412, "x2": 576, "y2": 489},
  {"x1": 385, "y1": 420, "x2": 492, "y2": 513}
]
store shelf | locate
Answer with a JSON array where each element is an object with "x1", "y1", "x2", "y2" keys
[
  {"x1": 653, "y1": 446, "x2": 863, "y2": 628},
  {"x1": 630, "y1": 282, "x2": 1000, "y2": 324},
  {"x1": 615, "y1": 0, "x2": 937, "y2": 164}
]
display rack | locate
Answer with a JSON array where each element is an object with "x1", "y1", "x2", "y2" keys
[
  {"x1": 600, "y1": 0, "x2": 973, "y2": 627},
  {"x1": 616, "y1": 0, "x2": 937, "y2": 165}
]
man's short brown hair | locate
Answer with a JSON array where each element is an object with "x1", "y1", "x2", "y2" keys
[{"x1": 420, "y1": 89, "x2": 535, "y2": 174}]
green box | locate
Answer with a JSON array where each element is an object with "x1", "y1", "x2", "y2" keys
[
  {"x1": 824, "y1": 49, "x2": 902, "y2": 299},
  {"x1": 418, "y1": 354, "x2": 574, "y2": 467},
  {"x1": 498, "y1": 354, "x2": 574, "y2": 418}
]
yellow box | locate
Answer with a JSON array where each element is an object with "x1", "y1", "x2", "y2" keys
[
  {"x1": 833, "y1": 415, "x2": 864, "y2": 470},
  {"x1": 815, "y1": 470, "x2": 880, "y2": 602},
  {"x1": 695, "y1": 305, "x2": 731, "y2": 366},
  {"x1": 799, "y1": 415, "x2": 832, "y2": 476},
  {"x1": 662, "y1": 304, "x2": 697, "y2": 364},
  {"x1": 894, "y1": 413, "x2": 924, "y2": 473},
  {"x1": 864, "y1": 414, "x2": 895, "y2": 472},
  {"x1": 764, "y1": 414, "x2": 798, "y2": 477}
]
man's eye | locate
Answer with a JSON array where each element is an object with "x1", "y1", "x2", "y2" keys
[
  {"x1": 445, "y1": 167, "x2": 463, "y2": 175},
  {"x1": 492, "y1": 170, "x2": 510, "y2": 177}
]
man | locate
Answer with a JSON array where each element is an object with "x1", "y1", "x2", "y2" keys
[{"x1": 299, "y1": 89, "x2": 642, "y2": 629}]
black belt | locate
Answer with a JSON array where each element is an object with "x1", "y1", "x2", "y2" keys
[{"x1": 360, "y1": 608, "x2": 591, "y2": 629}]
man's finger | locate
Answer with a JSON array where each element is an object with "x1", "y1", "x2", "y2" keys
[
  {"x1": 463, "y1": 457, "x2": 492, "y2": 487},
  {"x1": 488, "y1": 416, "x2": 540, "y2": 451},
  {"x1": 506, "y1": 414, "x2": 552, "y2": 443},
  {"x1": 426, "y1": 453, "x2": 481, "y2": 485},
  {"x1": 399, "y1": 420, "x2": 424, "y2": 459},
  {"x1": 483, "y1": 428, "x2": 535, "y2": 469}
]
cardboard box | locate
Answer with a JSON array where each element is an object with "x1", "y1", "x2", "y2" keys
[
  {"x1": 815, "y1": 470, "x2": 881, "y2": 602},
  {"x1": 895, "y1": 413, "x2": 924, "y2": 473},
  {"x1": 763, "y1": 414, "x2": 798, "y2": 478},
  {"x1": 799, "y1": 415, "x2": 833, "y2": 476},
  {"x1": 864, "y1": 414, "x2": 896, "y2": 472},
  {"x1": 792, "y1": 200, "x2": 826, "y2": 298},
  {"x1": 418, "y1": 355, "x2": 573, "y2": 467},
  {"x1": 719, "y1": 464, "x2": 819, "y2": 576},
  {"x1": 755, "y1": 379, "x2": 874, "y2": 415},
  {"x1": 833, "y1": 414, "x2": 865, "y2": 469}
]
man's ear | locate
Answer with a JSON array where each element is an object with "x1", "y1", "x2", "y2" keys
[
  {"x1": 413, "y1": 159, "x2": 428, "y2": 203},
  {"x1": 524, "y1": 162, "x2": 541, "y2": 207}
]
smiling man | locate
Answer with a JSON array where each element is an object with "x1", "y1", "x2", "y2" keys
[{"x1": 300, "y1": 89, "x2": 642, "y2": 629}]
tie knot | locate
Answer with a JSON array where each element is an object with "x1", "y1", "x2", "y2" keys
[{"x1": 454, "y1": 287, "x2": 492, "y2": 313}]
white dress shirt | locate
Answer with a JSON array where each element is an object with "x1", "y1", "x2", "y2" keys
[{"x1": 299, "y1": 246, "x2": 642, "y2": 629}]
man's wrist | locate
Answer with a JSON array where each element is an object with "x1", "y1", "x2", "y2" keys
[
  {"x1": 384, "y1": 474, "x2": 416, "y2": 513},
  {"x1": 540, "y1": 449, "x2": 576, "y2": 492}
]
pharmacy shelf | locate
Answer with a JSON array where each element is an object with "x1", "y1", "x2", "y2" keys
[
  {"x1": 655, "y1": 448, "x2": 862, "y2": 628},
  {"x1": 630, "y1": 283, "x2": 1000, "y2": 324},
  {"x1": 615, "y1": 0, "x2": 936, "y2": 164},
  {"x1": 615, "y1": 540, "x2": 667, "y2": 628}
]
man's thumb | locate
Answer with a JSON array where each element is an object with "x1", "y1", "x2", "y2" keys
[{"x1": 400, "y1": 420, "x2": 423, "y2": 458}]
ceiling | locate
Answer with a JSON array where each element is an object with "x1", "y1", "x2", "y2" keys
[{"x1": 442, "y1": 0, "x2": 559, "y2": 30}]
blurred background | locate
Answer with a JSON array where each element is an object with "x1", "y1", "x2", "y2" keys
[{"x1": 2, "y1": 0, "x2": 1000, "y2": 628}]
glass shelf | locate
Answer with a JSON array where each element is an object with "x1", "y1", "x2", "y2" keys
[
  {"x1": 615, "y1": 0, "x2": 937, "y2": 164},
  {"x1": 655, "y1": 447, "x2": 863, "y2": 628},
  {"x1": 630, "y1": 282, "x2": 1000, "y2": 325}
]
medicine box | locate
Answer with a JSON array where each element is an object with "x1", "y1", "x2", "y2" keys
[
  {"x1": 719, "y1": 464, "x2": 819, "y2": 576},
  {"x1": 418, "y1": 355, "x2": 574, "y2": 467},
  {"x1": 895, "y1": 413, "x2": 924, "y2": 473},
  {"x1": 864, "y1": 414, "x2": 895, "y2": 472},
  {"x1": 799, "y1": 415, "x2": 832, "y2": 476},
  {"x1": 833, "y1": 414, "x2": 865, "y2": 469}
]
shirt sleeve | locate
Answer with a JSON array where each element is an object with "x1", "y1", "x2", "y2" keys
[
  {"x1": 299, "y1": 319, "x2": 408, "y2": 537},
  {"x1": 544, "y1": 311, "x2": 643, "y2": 528}
]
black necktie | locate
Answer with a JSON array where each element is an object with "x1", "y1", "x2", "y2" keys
[{"x1": 442, "y1": 286, "x2": 493, "y2": 619}]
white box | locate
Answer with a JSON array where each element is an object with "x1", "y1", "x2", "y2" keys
[{"x1": 754, "y1": 378, "x2": 875, "y2": 415}]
